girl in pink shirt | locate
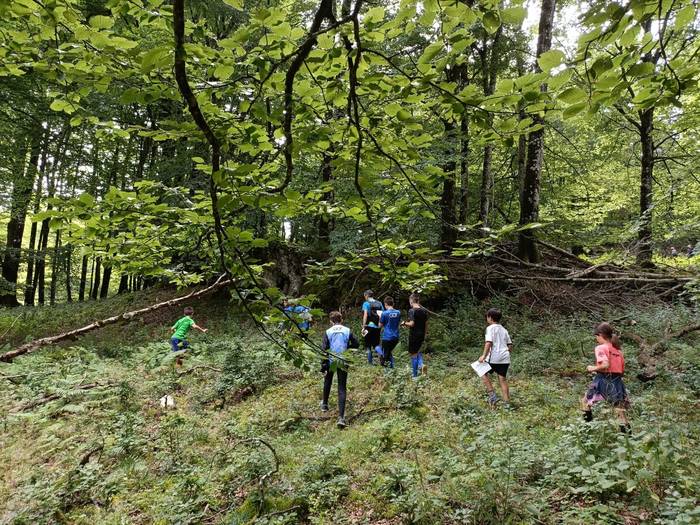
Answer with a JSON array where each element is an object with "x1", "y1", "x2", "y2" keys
[{"x1": 581, "y1": 322, "x2": 630, "y2": 433}]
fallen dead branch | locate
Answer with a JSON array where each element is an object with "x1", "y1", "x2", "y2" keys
[{"x1": 1, "y1": 275, "x2": 231, "y2": 363}]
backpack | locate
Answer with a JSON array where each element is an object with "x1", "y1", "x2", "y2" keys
[{"x1": 367, "y1": 299, "x2": 382, "y2": 325}]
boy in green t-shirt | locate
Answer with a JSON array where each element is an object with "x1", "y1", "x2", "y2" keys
[{"x1": 170, "y1": 307, "x2": 207, "y2": 364}]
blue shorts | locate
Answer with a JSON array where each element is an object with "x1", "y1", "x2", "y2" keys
[{"x1": 171, "y1": 338, "x2": 189, "y2": 352}]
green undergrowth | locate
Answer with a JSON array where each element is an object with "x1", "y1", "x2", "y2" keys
[{"x1": 1, "y1": 293, "x2": 699, "y2": 524}]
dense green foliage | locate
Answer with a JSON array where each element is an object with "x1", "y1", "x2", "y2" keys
[
  {"x1": 1, "y1": 0, "x2": 699, "y2": 311},
  {"x1": 1, "y1": 293, "x2": 699, "y2": 523}
]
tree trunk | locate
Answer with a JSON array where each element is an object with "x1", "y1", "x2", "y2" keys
[
  {"x1": 65, "y1": 243, "x2": 73, "y2": 303},
  {"x1": 317, "y1": 151, "x2": 334, "y2": 254},
  {"x1": 50, "y1": 230, "x2": 61, "y2": 305},
  {"x1": 458, "y1": 115, "x2": 470, "y2": 225},
  {"x1": 91, "y1": 257, "x2": 101, "y2": 300},
  {"x1": 24, "y1": 147, "x2": 47, "y2": 306},
  {"x1": 477, "y1": 27, "x2": 502, "y2": 230},
  {"x1": 636, "y1": 19, "x2": 655, "y2": 267},
  {"x1": 118, "y1": 274, "x2": 129, "y2": 294},
  {"x1": 517, "y1": 0, "x2": 556, "y2": 263},
  {"x1": 100, "y1": 265, "x2": 112, "y2": 298},
  {"x1": 78, "y1": 254, "x2": 89, "y2": 301},
  {"x1": 34, "y1": 171, "x2": 57, "y2": 306},
  {"x1": 35, "y1": 219, "x2": 49, "y2": 305},
  {"x1": 637, "y1": 108, "x2": 654, "y2": 267},
  {"x1": 0, "y1": 133, "x2": 38, "y2": 307},
  {"x1": 479, "y1": 145, "x2": 494, "y2": 229},
  {"x1": 440, "y1": 120, "x2": 458, "y2": 249}
]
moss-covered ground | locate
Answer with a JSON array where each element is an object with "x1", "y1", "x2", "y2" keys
[{"x1": 1, "y1": 291, "x2": 698, "y2": 524}]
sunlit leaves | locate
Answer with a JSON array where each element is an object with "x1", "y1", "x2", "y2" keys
[{"x1": 538, "y1": 50, "x2": 565, "y2": 74}]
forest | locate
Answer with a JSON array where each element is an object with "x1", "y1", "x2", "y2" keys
[{"x1": 1, "y1": 0, "x2": 699, "y2": 523}]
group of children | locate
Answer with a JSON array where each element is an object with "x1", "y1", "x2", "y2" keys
[{"x1": 169, "y1": 298, "x2": 630, "y2": 431}]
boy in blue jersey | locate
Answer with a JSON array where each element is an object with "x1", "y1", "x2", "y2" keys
[
  {"x1": 283, "y1": 298, "x2": 313, "y2": 334},
  {"x1": 378, "y1": 296, "x2": 401, "y2": 368},
  {"x1": 361, "y1": 289, "x2": 384, "y2": 364},
  {"x1": 321, "y1": 311, "x2": 360, "y2": 428}
]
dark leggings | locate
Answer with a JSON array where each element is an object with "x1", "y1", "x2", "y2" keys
[{"x1": 323, "y1": 368, "x2": 348, "y2": 418}]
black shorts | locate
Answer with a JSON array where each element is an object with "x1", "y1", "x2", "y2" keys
[
  {"x1": 364, "y1": 327, "x2": 380, "y2": 347},
  {"x1": 381, "y1": 338, "x2": 399, "y2": 355},
  {"x1": 408, "y1": 336, "x2": 424, "y2": 355},
  {"x1": 487, "y1": 363, "x2": 509, "y2": 377}
]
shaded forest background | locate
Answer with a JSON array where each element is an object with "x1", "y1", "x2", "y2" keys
[{"x1": 0, "y1": 0, "x2": 698, "y2": 321}]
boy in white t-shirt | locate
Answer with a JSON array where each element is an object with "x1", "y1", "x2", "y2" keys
[{"x1": 478, "y1": 308, "x2": 513, "y2": 408}]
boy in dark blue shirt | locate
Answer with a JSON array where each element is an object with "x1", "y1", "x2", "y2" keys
[{"x1": 379, "y1": 296, "x2": 401, "y2": 368}]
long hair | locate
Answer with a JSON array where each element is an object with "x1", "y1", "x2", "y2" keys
[{"x1": 596, "y1": 322, "x2": 621, "y2": 349}]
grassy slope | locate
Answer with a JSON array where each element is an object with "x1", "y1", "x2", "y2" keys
[{"x1": 0, "y1": 291, "x2": 699, "y2": 525}]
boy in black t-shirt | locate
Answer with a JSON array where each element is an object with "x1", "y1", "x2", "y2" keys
[{"x1": 402, "y1": 293, "x2": 428, "y2": 378}]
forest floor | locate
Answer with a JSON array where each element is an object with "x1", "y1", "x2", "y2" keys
[{"x1": 0, "y1": 289, "x2": 699, "y2": 524}]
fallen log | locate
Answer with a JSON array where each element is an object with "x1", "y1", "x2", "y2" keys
[{"x1": 0, "y1": 275, "x2": 231, "y2": 363}]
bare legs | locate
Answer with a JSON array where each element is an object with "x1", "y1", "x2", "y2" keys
[{"x1": 482, "y1": 374, "x2": 510, "y2": 403}]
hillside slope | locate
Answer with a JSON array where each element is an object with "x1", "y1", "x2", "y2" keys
[{"x1": 1, "y1": 292, "x2": 699, "y2": 524}]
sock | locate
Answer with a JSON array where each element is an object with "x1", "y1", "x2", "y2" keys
[
  {"x1": 583, "y1": 411, "x2": 593, "y2": 422},
  {"x1": 411, "y1": 355, "x2": 419, "y2": 377}
]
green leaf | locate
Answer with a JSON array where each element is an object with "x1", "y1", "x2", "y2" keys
[
  {"x1": 213, "y1": 64, "x2": 234, "y2": 80},
  {"x1": 222, "y1": 0, "x2": 243, "y2": 9},
  {"x1": 500, "y1": 6, "x2": 526, "y2": 25},
  {"x1": 482, "y1": 11, "x2": 500, "y2": 34},
  {"x1": 364, "y1": 6, "x2": 385, "y2": 23},
  {"x1": 675, "y1": 5, "x2": 695, "y2": 30},
  {"x1": 89, "y1": 15, "x2": 114, "y2": 29},
  {"x1": 396, "y1": 109, "x2": 412, "y2": 122},
  {"x1": 627, "y1": 62, "x2": 654, "y2": 77},
  {"x1": 538, "y1": 49, "x2": 565, "y2": 73},
  {"x1": 418, "y1": 41, "x2": 442, "y2": 64},
  {"x1": 141, "y1": 47, "x2": 170, "y2": 73},
  {"x1": 50, "y1": 99, "x2": 75, "y2": 114},
  {"x1": 384, "y1": 103, "x2": 401, "y2": 117},
  {"x1": 558, "y1": 87, "x2": 587, "y2": 104},
  {"x1": 563, "y1": 101, "x2": 587, "y2": 118}
]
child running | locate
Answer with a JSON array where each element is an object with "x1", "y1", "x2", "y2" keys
[
  {"x1": 170, "y1": 306, "x2": 207, "y2": 366},
  {"x1": 378, "y1": 296, "x2": 401, "y2": 368},
  {"x1": 402, "y1": 293, "x2": 429, "y2": 379},
  {"x1": 320, "y1": 311, "x2": 360, "y2": 428},
  {"x1": 581, "y1": 322, "x2": 630, "y2": 433},
  {"x1": 361, "y1": 289, "x2": 384, "y2": 364},
  {"x1": 478, "y1": 308, "x2": 513, "y2": 408}
]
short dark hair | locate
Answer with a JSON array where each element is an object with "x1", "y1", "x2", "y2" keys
[
  {"x1": 329, "y1": 311, "x2": 343, "y2": 324},
  {"x1": 384, "y1": 296, "x2": 394, "y2": 307},
  {"x1": 486, "y1": 308, "x2": 501, "y2": 322},
  {"x1": 409, "y1": 293, "x2": 420, "y2": 304},
  {"x1": 364, "y1": 289, "x2": 373, "y2": 297},
  {"x1": 184, "y1": 306, "x2": 194, "y2": 316}
]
